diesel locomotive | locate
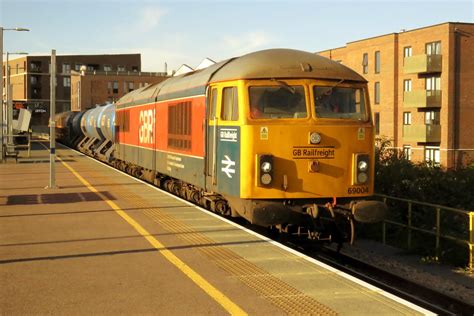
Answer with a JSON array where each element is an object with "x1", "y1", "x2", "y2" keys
[{"x1": 56, "y1": 49, "x2": 386, "y2": 246}]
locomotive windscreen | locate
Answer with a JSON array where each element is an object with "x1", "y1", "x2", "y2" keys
[
  {"x1": 314, "y1": 86, "x2": 368, "y2": 121},
  {"x1": 249, "y1": 85, "x2": 307, "y2": 119}
]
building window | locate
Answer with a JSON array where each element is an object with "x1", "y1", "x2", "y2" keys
[
  {"x1": 403, "y1": 145, "x2": 412, "y2": 161},
  {"x1": 374, "y1": 112, "x2": 380, "y2": 135},
  {"x1": 403, "y1": 79, "x2": 412, "y2": 92},
  {"x1": 63, "y1": 77, "x2": 71, "y2": 87},
  {"x1": 426, "y1": 76, "x2": 441, "y2": 91},
  {"x1": 128, "y1": 82, "x2": 134, "y2": 92},
  {"x1": 104, "y1": 65, "x2": 112, "y2": 72},
  {"x1": 62, "y1": 63, "x2": 71, "y2": 74},
  {"x1": 375, "y1": 51, "x2": 381, "y2": 74},
  {"x1": 425, "y1": 146, "x2": 440, "y2": 165},
  {"x1": 30, "y1": 76, "x2": 39, "y2": 85},
  {"x1": 221, "y1": 87, "x2": 239, "y2": 121},
  {"x1": 403, "y1": 46, "x2": 412, "y2": 58},
  {"x1": 113, "y1": 81, "x2": 119, "y2": 94},
  {"x1": 30, "y1": 61, "x2": 41, "y2": 72},
  {"x1": 425, "y1": 111, "x2": 440, "y2": 125},
  {"x1": 168, "y1": 101, "x2": 192, "y2": 150},
  {"x1": 107, "y1": 82, "x2": 113, "y2": 94},
  {"x1": 132, "y1": 66, "x2": 139, "y2": 72},
  {"x1": 426, "y1": 41, "x2": 441, "y2": 55},
  {"x1": 403, "y1": 112, "x2": 412, "y2": 125},
  {"x1": 117, "y1": 65, "x2": 125, "y2": 72},
  {"x1": 362, "y1": 53, "x2": 368, "y2": 74},
  {"x1": 75, "y1": 63, "x2": 82, "y2": 71},
  {"x1": 374, "y1": 82, "x2": 380, "y2": 104}
]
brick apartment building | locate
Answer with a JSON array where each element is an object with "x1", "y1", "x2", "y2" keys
[
  {"x1": 70, "y1": 70, "x2": 167, "y2": 112},
  {"x1": 318, "y1": 22, "x2": 474, "y2": 169},
  {"x1": 2, "y1": 54, "x2": 141, "y2": 132}
]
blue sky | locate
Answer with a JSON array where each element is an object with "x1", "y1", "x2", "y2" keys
[{"x1": 1, "y1": 0, "x2": 473, "y2": 72}]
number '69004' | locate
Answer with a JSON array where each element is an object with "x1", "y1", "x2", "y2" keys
[{"x1": 347, "y1": 186, "x2": 369, "y2": 195}]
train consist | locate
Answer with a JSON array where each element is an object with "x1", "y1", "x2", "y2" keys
[{"x1": 56, "y1": 49, "x2": 386, "y2": 246}]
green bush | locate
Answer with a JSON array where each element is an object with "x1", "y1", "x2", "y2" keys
[
  {"x1": 375, "y1": 137, "x2": 474, "y2": 210},
  {"x1": 370, "y1": 138, "x2": 473, "y2": 267}
]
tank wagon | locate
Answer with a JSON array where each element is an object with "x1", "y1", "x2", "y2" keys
[{"x1": 56, "y1": 49, "x2": 386, "y2": 246}]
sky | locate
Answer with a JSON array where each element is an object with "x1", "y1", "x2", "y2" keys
[{"x1": 1, "y1": 0, "x2": 473, "y2": 73}]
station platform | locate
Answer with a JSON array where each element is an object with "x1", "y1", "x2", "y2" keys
[{"x1": 0, "y1": 142, "x2": 433, "y2": 315}]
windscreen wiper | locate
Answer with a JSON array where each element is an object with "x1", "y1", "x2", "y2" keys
[{"x1": 271, "y1": 78, "x2": 296, "y2": 94}]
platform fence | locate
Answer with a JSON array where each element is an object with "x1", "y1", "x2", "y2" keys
[{"x1": 371, "y1": 194, "x2": 473, "y2": 272}]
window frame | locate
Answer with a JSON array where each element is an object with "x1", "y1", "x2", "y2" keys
[
  {"x1": 374, "y1": 82, "x2": 380, "y2": 104},
  {"x1": 403, "y1": 46, "x2": 412, "y2": 58},
  {"x1": 374, "y1": 112, "x2": 380, "y2": 135},
  {"x1": 403, "y1": 79, "x2": 412, "y2": 92},
  {"x1": 424, "y1": 146, "x2": 440, "y2": 165},
  {"x1": 403, "y1": 112, "x2": 412, "y2": 125},
  {"x1": 403, "y1": 145, "x2": 411, "y2": 161},
  {"x1": 362, "y1": 53, "x2": 368, "y2": 74},
  {"x1": 63, "y1": 77, "x2": 71, "y2": 88},
  {"x1": 426, "y1": 41, "x2": 441, "y2": 55},
  {"x1": 221, "y1": 86, "x2": 239, "y2": 121},
  {"x1": 374, "y1": 51, "x2": 381, "y2": 74}
]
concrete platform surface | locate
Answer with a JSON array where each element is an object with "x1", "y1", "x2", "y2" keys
[{"x1": 0, "y1": 142, "x2": 434, "y2": 315}]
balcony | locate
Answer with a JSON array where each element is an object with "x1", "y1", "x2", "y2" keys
[
  {"x1": 403, "y1": 90, "x2": 442, "y2": 108},
  {"x1": 403, "y1": 124, "x2": 441, "y2": 142},
  {"x1": 403, "y1": 54, "x2": 442, "y2": 74}
]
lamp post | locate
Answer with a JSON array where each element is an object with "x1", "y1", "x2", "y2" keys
[
  {"x1": 0, "y1": 26, "x2": 29, "y2": 162},
  {"x1": 5, "y1": 51, "x2": 28, "y2": 147}
]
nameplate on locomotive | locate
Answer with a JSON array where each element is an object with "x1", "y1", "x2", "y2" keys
[{"x1": 292, "y1": 146, "x2": 335, "y2": 159}]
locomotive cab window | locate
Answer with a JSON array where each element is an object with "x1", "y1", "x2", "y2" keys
[
  {"x1": 221, "y1": 87, "x2": 239, "y2": 121},
  {"x1": 314, "y1": 86, "x2": 368, "y2": 121},
  {"x1": 208, "y1": 87, "x2": 218, "y2": 120},
  {"x1": 249, "y1": 85, "x2": 306, "y2": 119}
]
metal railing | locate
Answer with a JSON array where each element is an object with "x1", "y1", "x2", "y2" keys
[{"x1": 374, "y1": 194, "x2": 473, "y2": 272}]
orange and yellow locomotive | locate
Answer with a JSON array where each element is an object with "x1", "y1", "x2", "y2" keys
[{"x1": 57, "y1": 49, "x2": 386, "y2": 245}]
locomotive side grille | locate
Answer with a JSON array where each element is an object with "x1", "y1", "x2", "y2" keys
[{"x1": 168, "y1": 101, "x2": 192, "y2": 150}]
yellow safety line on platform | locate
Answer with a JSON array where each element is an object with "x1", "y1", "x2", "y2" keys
[{"x1": 57, "y1": 155, "x2": 247, "y2": 316}]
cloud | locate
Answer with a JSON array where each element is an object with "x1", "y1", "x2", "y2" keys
[
  {"x1": 221, "y1": 31, "x2": 273, "y2": 56},
  {"x1": 138, "y1": 6, "x2": 167, "y2": 31}
]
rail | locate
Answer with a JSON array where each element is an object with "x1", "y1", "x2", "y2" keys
[{"x1": 373, "y1": 194, "x2": 473, "y2": 272}]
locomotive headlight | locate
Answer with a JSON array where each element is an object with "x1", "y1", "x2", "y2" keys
[
  {"x1": 357, "y1": 172, "x2": 368, "y2": 184},
  {"x1": 310, "y1": 132, "x2": 321, "y2": 144},
  {"x1": 358, "y1": 160, "x2": 368, "y2": 172},
  {"x1": 261, "y1": 161, "x2": 272, "y2": 173},
  {"x1": 258, "y1": 154, "x2": 273, "y2": 186},
  {"x1": 354, "y1": 153, "x2": 370, "y2": 185},
  {"x1": 261, "y1": 173, "x2": 272, "y2": 185}
]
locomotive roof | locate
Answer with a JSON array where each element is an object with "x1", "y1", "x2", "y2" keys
[
  {"x1": 116, "y1": 49, "x2": 366, "y2": 109},
  {"x1": 210, "y1": 49, "x2": 366, "y2": 82}
]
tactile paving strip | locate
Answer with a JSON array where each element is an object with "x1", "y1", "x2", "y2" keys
[{"x1": 115, "y1": 188, "x2": 338, "y2": 315}]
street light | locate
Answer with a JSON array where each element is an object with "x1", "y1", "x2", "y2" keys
[
  {"x1": 0, "y1": 26, "x2": 29, "y2": 162},
  {"x1": 5, "y1": 51, "x2": 28, "y2": 147}
]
